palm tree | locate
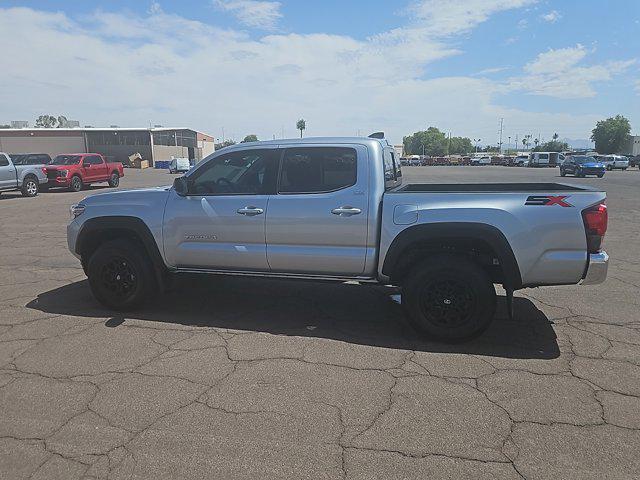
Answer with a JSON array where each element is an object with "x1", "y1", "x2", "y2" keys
[
  {"x1": 296, "y1": 119, "x2": 306, "y2": 138},
  {"x1": 552, "y1": 132, "x2": 559, "y2": 141},
  {"x1": 522, "y1": 138, "x2": 527, "y2": 150}
]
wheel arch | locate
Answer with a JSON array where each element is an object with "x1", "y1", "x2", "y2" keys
[
  {"x1": 76, "y1": 216, "x2": 168, "y2": 288},
  {"x1": 382, "y1": 222, "x2": 522, "y2": 289}
]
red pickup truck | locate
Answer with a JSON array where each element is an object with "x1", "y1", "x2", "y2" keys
[{"x1": 45, "y1": 153, "x2": 124, "y2": 192}]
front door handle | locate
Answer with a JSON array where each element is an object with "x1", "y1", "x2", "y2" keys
[
  {"x1": 331, "y1": 206, "x2": 362, "y2": 216},
  {"x1": 237, "y1": 206, "x2": 264, "y2": 216}
]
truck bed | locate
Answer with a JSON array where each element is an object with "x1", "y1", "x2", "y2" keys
[{"x1": 393, "y1": 182, "x2": 590, "y2": 193}]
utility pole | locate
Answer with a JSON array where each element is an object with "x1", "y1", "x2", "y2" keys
[
  {"x1": 508, "y1": 136, "x2": 511, "y2": 153},
  {"x1": 222, "y1": 127, "x2": 225, "y2": 143},
  {"x1": 498, "y1": 118, "x2": 504, "y2": 154},
  {"x1": 515, "y1": 134, "x2": 518, "y2": 153}
]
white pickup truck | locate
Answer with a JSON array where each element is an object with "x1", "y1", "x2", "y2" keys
[
  {"x1": 0, "y1": 152, "x2": 48, "y2": 197},
  {"x1": 67, "y1": 136, "x2": 609, "y2": 341}
]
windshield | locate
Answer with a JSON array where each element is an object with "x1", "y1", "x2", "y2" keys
[
  {"x1": 573, "y1": 156, "x2": 596, "y2": 164},
  {"x1": 51, "y1": 155, "x2": 81, "y2": 165}
]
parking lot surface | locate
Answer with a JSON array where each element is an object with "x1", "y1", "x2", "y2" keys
[{"x1": 1, "y1": 166, "x2": 639, "y2": 479}]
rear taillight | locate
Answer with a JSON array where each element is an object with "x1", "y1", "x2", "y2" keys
[
  {"x1": 582, "y1": 203, "x2": 607, "y2": 253},
  {"x1": 41, "y1": 167, "x2": 47, "y2": 175}
]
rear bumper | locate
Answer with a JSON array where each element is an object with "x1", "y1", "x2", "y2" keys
[{"x1": 581, "y1": 251, "x2": 608, "y2": 285}]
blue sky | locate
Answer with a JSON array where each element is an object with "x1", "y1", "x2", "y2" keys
[{"x1": 1, "y1": 0, "x2": 639, "y2": 145}]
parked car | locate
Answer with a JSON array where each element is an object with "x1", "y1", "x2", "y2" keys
[
  {"x1": 629, "y1": 155, "x2": 640, "y2": 168},
  {"x1": 169, "y1": 157, "x2": 191, "y2": 174},
  {"x1": 599, "y1": 155, "x2": 629, "y2": 171},
  {"x1": 45, "y1": 153, "x2": 124, "y2": 192},
  {"x1": 0, "y1": 152, "x2": 48, "y2": 197},
  {"x1": 528, "y1": 152, "x2": 565, "y2": 168},
  {"x1": 9, "y1": 153, "x2": 52, "y2": 166},
  {"x1": 67, "y1": 136, "x2": 609, "y2": 342},
  {"x1": 513, "y1": 155, "x2": 529, "y2": 167},
  {"x1": 470, "y1": 156, "x2": 491, "y2": 165},
  {"x1": 560, "y1": 155, "x2": 606, "y2": 178}
]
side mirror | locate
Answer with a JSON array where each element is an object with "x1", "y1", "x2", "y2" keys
[{"x1": 173, "y1": 176, "x2": 189, "y2": 197}]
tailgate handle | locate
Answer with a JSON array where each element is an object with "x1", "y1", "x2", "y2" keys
[{"x1": 331, "y1": 206, "x2": 361, "y2": 216}]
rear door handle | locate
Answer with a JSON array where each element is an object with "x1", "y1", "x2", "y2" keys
[
  {"x1": 331, "y1": 206, "x2": 362, "y2": 216},
  {"x1": 237, "y1": 206, "x2": 264, "y2": 216}
]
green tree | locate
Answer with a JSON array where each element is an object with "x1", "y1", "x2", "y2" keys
[
  {"x1": 57, "y1": 115, "x2": 69, "y2": 128},
  {"x1": 533, "y1": 140, "x2": 569, "y2": 152},
  {"x1": 241, "y1": 134, "x2": 258, "y2": 143},
  {"x1": 35, "y1": 114, "x2": 57, "y2": 128},
  {"x1": 448, "y1": 136, "x2": 474, "y2": 155},
  {"x1": 591, "y1": 115, "x2": 631, "y2": 154},
  {"x1": 214, "y1": 139, "x2": 236, "y2": 150},
  {"x1": 403, "y1": 127, "x2": 449, "y2": 156},
  {"x1": 296, "y1": 119, "x2": 306, "y2": 138}
]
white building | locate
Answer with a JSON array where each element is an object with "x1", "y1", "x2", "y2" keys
[{"x1": 623, "y1": 135, "x2": 640, "y2": 156}]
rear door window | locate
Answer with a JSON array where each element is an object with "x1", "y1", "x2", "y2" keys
[
  {"x1": 0, "y1": 154, "x2": 9, "y2": 166},
  {"x1": 279, "y1": 147, "x2": 357, "y2": 194}
]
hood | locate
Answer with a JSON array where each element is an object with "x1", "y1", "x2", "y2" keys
[{"x1": 79, "y1": 185, "x2": 172, "y2": 208}]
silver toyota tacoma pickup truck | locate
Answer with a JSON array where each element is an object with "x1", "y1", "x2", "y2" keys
[
  {"x1": 67, "y1": 136, "x2": 609, "y2": 341},
  {"x1": 0, "y1": 152, "x2": 48, "y2": 197}
]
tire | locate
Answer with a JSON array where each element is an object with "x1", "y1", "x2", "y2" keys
[
  {"x1": 606, "y1": 165, "x2": 612, "y2": 171},
  {"x1": 598, "y1": 174, "x2": 604, "y2": 178},
  {"x1": 21, "y1": 176, "x2": 39, "y2": 197},
  {"x1": 560, "y1": 169, "x2": 566, "y2": 177},
  {"x1": 108, "y1": 172, "x2": 120, "y2": 187},
  {"x1": 402, "y1": 255, "x2": 497, "y2": 342},
  {"x1": 86, "y1": 239, "x2": 155, "y2": 310},
  {"x1": 70, "y1": 175, "x2": 83, "y2": 192}
]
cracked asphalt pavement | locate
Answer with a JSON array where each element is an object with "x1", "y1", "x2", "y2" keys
[{"x1": 1, "y1": 166, "x2": 639, "y2": 479}]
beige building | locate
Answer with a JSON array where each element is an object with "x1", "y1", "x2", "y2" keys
[{"x1": 0, "y1": 127, "x2": 215, "y2": 166}]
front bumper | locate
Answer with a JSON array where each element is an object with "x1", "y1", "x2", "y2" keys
[
  {"x1": 581, "y1": 251, "x2": 609, "y2": 285},
  {"x1": 49, "y1": 176, "x2": 71, "y2": 187},
  {"x1": 67, "y1": 220, "x2": 82, "y2": 259}
]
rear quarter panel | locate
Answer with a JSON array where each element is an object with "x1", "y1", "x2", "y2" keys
[{"x1": 380, "y1": 189, "x2": 606, "y2": 286}]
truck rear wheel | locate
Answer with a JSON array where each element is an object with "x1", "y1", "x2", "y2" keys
[
  {"x1": 21, "y1": 176, "x2": 39, "y2": 197},
  {"x1": 108, "y1": 172, "x2": 120, "y2": 187},
  {"x1": 87, "y1": 239, "x2": 155, "y2": 310},
  {"x1": 403, "y1": 255, "x2": 496, "y2": 342}
]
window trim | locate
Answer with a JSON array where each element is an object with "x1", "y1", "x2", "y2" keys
[
  {"x1": 185, "y1": 148, "x2": 279, "y2": 197},
  {"x1": 276, "y1": 146, "x2": 359, "y2": 195}
]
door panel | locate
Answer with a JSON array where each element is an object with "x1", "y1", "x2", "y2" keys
[
  {"x1": 266, "y1": 145, "x2": 370, "y2": 276},
  {"x1": 162, "y1": 147, "x2": 279, "y2": 271},
  {"x1": 163, "y1": 192, "x2": 270, "y2": 270}
]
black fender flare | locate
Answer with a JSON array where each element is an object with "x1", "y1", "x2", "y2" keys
[
  {"x1": 76, "y1": 216, "x2": 168, "y2": 288},
  {"x1": 382, "y1": 222, "x2": 522, "y2": 289}
]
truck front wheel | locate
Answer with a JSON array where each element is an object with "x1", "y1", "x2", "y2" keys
[
  {"x1": 87, "y1": 239, "x2": 155, "y2": 310},
  {"x1": 70, "y1": 175, "x2": 83, "y2": 192},
  {"x1": 403, "y1": 255, "x2": 496, "y2": 342}
]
